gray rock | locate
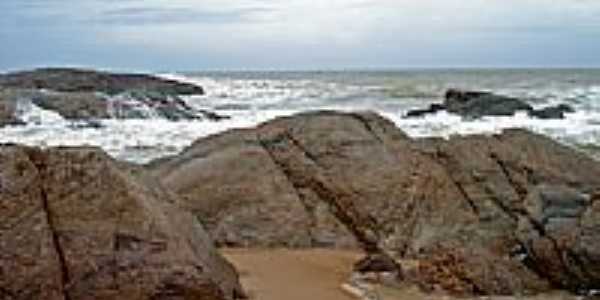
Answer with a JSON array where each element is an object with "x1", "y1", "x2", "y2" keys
[
  {"x1": 444, "y1": 89, "x2": 533, "y2": 117},
  {"x1": 529, "y1": 104, "x2": 575, "y2": 119},
  {"x1": 0, "y1": 68, "x2": 204, "y2": 95}
]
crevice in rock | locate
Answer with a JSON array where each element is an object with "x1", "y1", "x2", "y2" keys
[
  {"x1": 348, "y1": 113, "x2": 384, "y2": 144},
  {"x1": 422, "y1": 148, "x2": 480, "y2": 216},
  {"x1": 256, "y1": 133, "x2": 318, "y2": 246},
  {"x1": 489, "y1": 153, "x2": 529, "y2": 202},
  {"x1": 257, "y1": 130, "x2": 387, "y2": 257},
  {"x1": 0, "y1": 286, "x2": 16, "y2": 299},
  {"x1": 25, "y1": 150, "x2": 72, "y2": 300}
]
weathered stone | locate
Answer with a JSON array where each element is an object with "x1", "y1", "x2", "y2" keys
[
  {"x1": 0, "y1": 145, "x2": 243, "y2": 300},
  {"x1": 151, "y1": 110, "x2": 600, "y2": 296}
]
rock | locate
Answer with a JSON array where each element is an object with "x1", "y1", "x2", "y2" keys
[
  {"x1": 0, "y1": 145, "x2": 243, "y2": 299},
  {"x1": 444, "y1": 88, "x2": 533, "y2": 117},
  {"x1": 0, "y1": 68, "x2": 204, "y2": 95},
  {"x1": 150, "y1": 110, "x2": 600, "y2": 296},
  {"x1": 405, "y1": 103, "x2": 445, "y2": 118},
  {"x1": 30, "y1": 90, "x2": 111, "y2": 120},
  {"x1": 529, "y1": 104, "x2": 575, "y2": 119},
  {"x1": 354, "y1": 254, "x2": 400, "y2": 274},
  {"x1": 516, "y1": 185, "x2": 600, "y2": 292},
  {"x1": 149, "y1": 126, "x2": 359, "y2": 248},
  {"x1": 0, "y1": 87, "x2": 227, "y2": 124},
  {"x1": 0, "y1": 94, "x2": 23, "y2": 126}
]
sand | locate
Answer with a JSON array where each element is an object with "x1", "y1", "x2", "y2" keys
[
  {"x1": 222, "y1": 248, "x2": 362, "y2": 300},
  {"x1": 221, "y1": 248, "x2": 580, "y2": 300}
]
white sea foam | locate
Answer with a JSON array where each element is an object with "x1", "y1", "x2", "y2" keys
[{"x1": 2, "y1": 71, "x2": 600, "y2": 163}]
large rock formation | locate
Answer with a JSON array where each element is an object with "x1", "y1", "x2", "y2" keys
[
  {"x1": 0, "y1": 68, "x2": 204, "y2": 95},
  {"x1": 0, "y1": 145, "x2": 243, "y2": 299},
  {"x1": 151, "y1": 110, "x2": 600, "y2": 296},
  {"x1": 0, "y1": 68, "x2": 226, "y2": 125}
]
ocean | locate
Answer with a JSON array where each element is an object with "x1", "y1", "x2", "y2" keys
[{"x1": 2, "y1": 69, "x2": 600, "y2": 163}]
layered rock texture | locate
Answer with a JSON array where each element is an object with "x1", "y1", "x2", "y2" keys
[
  {"x1": 0, "y1": 68, "x2": 224, "y2": 125},
  {"x1": 0, "y1": 146, "x2": 243, "y2": 299},
  {"x1": 152, "y1": 111, "x2": 600, "y2": 296}
]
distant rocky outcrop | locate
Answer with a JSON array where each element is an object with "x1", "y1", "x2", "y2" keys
[
  {"x1": 0, "y1": 68, "x2": 226, "y2": 126},
  {"x1": 151, "y1": 110, "x2": 600, "y2": 296},
  {"x1": 406, "y1": 89, "x2": 575, "y2": 120},
  {"x1": 0, "y1": 68, "x2": 204, "y2": 95},
  {"x1": 0, "y1": 145, "x2": 243, "y2": 299}
]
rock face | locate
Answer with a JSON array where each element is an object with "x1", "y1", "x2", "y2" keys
[
  {"x1": 151, "y1": 110, "x2": 600, "y2": 296},
  {"x1": 406, "y1": 89, "x2": 574, "y2": 120},
  {"x1": 0, "y1": 145, "x2": 243, "y2": 299},
  {"x1": 0, "y1": 68, "x2": 204, "y2": 95}
]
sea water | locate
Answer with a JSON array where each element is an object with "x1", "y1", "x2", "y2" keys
[{"x1": 1, "y1": 69, "x2": 600, "y2": 163}]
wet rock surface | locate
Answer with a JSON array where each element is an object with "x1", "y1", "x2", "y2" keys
[
  {"x1": 406, "y1": 89, "x2": 574, "y2": 119},
  {"x1": 152, "y1": 110, "x2": 600, "y2": 296},
  {"x1": 0, "y1": 145, "x2": 243, "y2": 300},
  {"x1": 0, "y1": 69, "x2": 227, "y2": 125}
]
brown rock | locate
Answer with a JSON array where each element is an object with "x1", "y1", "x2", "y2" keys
[
  {"x1": 0, "y1": 145, "x2": 243, "y2": 300},
  {"x1": 151, "y1": 110, "x2": 600, "y2": 295}
]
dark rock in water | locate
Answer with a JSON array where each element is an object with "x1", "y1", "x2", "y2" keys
[
  {"x1": 150, "y1": 110, "x2": 600, "y2": 296},
  {"x1": 405, "y1": 103, "x2": 445, "y2": 118},
  {"x1": 444, "y1": 88, "x2": 533, "y2": 117},
  {"x1": 0, "y1": 68, "x2": 204, "y2": 95},
  {"x1": 0, "y1": 145, "x2": 243, "y2": 299},
  {"x1": 30, "y1": 90, "x2": 111, "y2": 119},
  {"x1": 0, "y1": 86, "x2": 228, "y2": 125},
  {"x1": 529, "y1": 104, "x2": 575, "y2": 119}
]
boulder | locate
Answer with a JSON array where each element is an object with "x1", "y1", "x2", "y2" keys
[
  {"x1": 529, "y1": 104, "x2": 575, "y2": 119},
  {"x1": 444, "y1": 89, "x2": 533, "y2": 117},
  {"x1": 151, "y1": 110, "x2": 600, "y2": 296},
  {"x1": 0, "y1": 145, "x2": 243, "y2": 299},
  {"x1": 0, "y1": 68, "x2": 204, "y2": 95}
]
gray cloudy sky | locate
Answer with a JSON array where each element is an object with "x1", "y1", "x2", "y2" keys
[{"x1": 1, "y1": 0, "x2": 599, "y2": 71}]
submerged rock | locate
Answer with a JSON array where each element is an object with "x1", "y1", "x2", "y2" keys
[
  {"x1": 0, "y1": 145, "x2": 243, "y2": 299},
  {"x1": 151, "y1": 110, "x2": 600, "y2": 296}
]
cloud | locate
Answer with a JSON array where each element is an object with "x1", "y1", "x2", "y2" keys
[{"x1": 1, "y1": 0, "x2": 600, "y2": 70}]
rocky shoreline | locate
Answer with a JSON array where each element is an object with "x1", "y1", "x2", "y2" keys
[
  {"x1": 0, "y1": 68, "x2": 227, "y2": 126},
  {"x1": 2, "y1": 69, "x2": 600, "y2": 299}
]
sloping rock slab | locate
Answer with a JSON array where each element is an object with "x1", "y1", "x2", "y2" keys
[
  {"x1": 0, "y1": 145, "x2": 243, "y2": 300},
  {"x1": 151, "y1": 110, "x2": 600, "y2": 296}
]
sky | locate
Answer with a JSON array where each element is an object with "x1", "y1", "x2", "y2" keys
[{"x1": 1, "y1": 0, "x2": 600, "y2": 71}]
